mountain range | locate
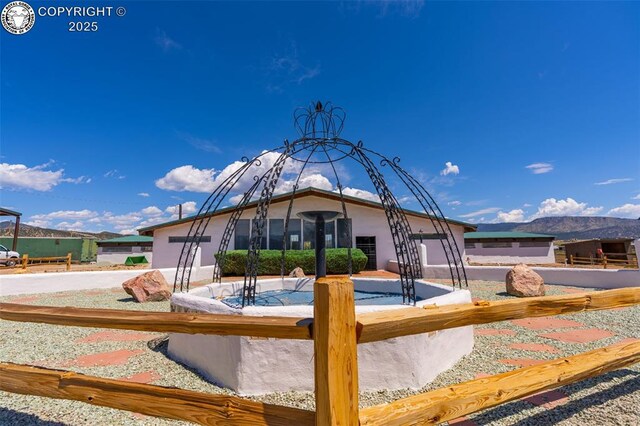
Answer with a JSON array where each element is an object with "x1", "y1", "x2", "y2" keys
[
  {"x1": 0, "y1": 221, "x2": 121, "y2": 240},
  {"x1": 476, "y1": 216, "x2": 640, "y2": 240},
  {"x1": 1, "y1": 216, "x2": 639, "y2": 241}
]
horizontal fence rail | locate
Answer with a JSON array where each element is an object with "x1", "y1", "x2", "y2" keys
[
  {"x1": 0, "y1": 362, "x2": 314, "y2": 426},
  {"x1": 356, "y1": 287, "x2": 640, "y2": 343},
  {"x1": 0, "y1": 303, "x2": 313, "y2": 340},
  {"x1": 359, "y1": 340, "x2": 640, "y2": 425}
]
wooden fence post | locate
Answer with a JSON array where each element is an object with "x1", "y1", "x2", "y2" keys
[
  {"x1": 21, "y1": 254, "x2": 28, "y2": 269},
  {"x1": 569, "y1": 255, "x2": 574, "y2": 265},
  {"x1": 66, "y1": 253, "x2": 72, "y2": 271},
  {"x1": 314, "y1": 277, "x2": 359, "y2": 426},
  {"x1": 603, "y1": 256, "x2": 607, "y2": 269}
]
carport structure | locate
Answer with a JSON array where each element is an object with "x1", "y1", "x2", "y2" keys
[{"x1": 0, "y1": 207, "x2": 21, "y2": 251}]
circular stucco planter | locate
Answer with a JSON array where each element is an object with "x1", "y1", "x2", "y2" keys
[{"x1": 168, "y1": 277, "x2": 474, "y2": 395}]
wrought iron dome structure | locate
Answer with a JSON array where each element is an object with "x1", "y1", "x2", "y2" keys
[{"x1": 174, "y1": 101, "x2": 467, "y2": 306}]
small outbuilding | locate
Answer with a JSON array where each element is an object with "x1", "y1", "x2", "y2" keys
[
  {"x1": 96, "y1": 235, "x2": 153, "y2": 265},
  {"x1": 563, "y1": 238, "x2": 635, "y2": 263},
  {"x1": 464, "y1": 232, "x2": 556, "y2": 265}
]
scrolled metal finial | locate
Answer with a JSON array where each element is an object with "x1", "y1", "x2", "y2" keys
[
  {"x1": 293, "y1": 100, "x2": 346, "y2": 138},
  {"x1": 393, "y1": 156, "x2": 401, "y2": 165},
  {"x1": 241, "y1": 156, "x2": 250, "y2": 162}
]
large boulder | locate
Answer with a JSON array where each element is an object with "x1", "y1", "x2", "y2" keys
[
  {"x1": 506, "y1": 264, "x2": 545, "y2": 297},
  {"x1": 289, "y1": 267, "x2": 306, "y2": 278},
  {"x1": 122, "y1": 270, "x2": 172, "y2": 302}
]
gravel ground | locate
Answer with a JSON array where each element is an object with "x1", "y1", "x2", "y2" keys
[{"x1": 1, "y1": 280, "x2": 638, "y2": 425}]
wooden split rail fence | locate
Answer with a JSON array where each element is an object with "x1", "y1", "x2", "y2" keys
[
  {"x1": 15, "y1": 252, "x2": 73, "y2": 271},
  {"x1": 569, "y1": 254, "x2": 638, "y2": 269},
  {"x1": 1, "y1": 279, "x2": 639, "y2": 425}
]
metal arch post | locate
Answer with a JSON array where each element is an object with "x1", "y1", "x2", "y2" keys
[
  {"x1": 351, "y1": 144, "x2": 420, "y2": 304},
  {"x1": 173, "y1": 146, "x2": 284, "y2": 292},
  {"x1": 319, "y1": 141, "x2": 353, "y2": 276},
  {"x1": 243, "y1": 146, "x2": 292, "y2": 306}
]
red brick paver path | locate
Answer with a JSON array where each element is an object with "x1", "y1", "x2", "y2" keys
[
  {"x1": 475, "y1": 329, "x2": 516, "y2": 336},
  {"x1": 539, "y1": 328, "x2": 614, "y2": 344},
  {"x1": 523, "y1": 390, "x2": 569, "y2": 409},
  {"x1": 499, "y1": 358, "x2": 548, "y2": 368},
  {"x1": 118, "y1": 370, "x2": 161, "y2": 384},
  {"x1": 66, "y1": 349, "x2": 145, "y2": 367},
  {"x1": 511, "y1": 317, "x2": 584, "y2": 330},
  {"x1": 508, "y1": 343, "x2": 559, "y2": 353}
]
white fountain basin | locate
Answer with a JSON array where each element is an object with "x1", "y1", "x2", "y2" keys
[{"x1": 168, "y1": 277, "x2": 473, "y2": 395}]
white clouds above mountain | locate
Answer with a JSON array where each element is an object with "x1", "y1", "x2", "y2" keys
[{"x1": 0, "y1": 162, "x2": 89, "y2": 191}]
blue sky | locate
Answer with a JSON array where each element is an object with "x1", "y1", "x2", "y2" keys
[{"x1": 1, "y1": 1, "x2": 639, "y2": 234}]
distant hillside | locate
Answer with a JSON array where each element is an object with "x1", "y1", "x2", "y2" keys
[
  {"x1": 0, "y1": 221, "x2": 121, "y2": 240},
  {"x1": 476, "y1": 216, "x2": 640, "y2": 240}
]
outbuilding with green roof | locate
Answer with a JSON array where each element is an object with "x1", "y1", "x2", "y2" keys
[
  {"x1": 464, "y1": 231, "x2": 556, "y2": 265},
  {"x1": 96, "y1": 235, "x2": 153, "y2": 265}
]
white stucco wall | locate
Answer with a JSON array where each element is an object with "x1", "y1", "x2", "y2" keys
[
  {"x1": 149, "y1": 195, "x2": 468, "y2": 271},
  {"x1": 465, "y1": 242, "x2": 555, "y2": 264},
  {"x1": 0, "y1": 255, "x2": 209, "y2": 297},
  {"x1": 420, "y1": 264, "x2": 640, "y2": 289},
  {"x1": 96, "y1": 252, "x2": 153, "y2": 265},
  {"x1": 168, "y1": 278, "x2": 473, "y2": 395}
]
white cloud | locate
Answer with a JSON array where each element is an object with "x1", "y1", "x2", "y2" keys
[
  {"x1": 607, "y1": 204, "x2": 640, "y2": 219},
  {"x1": 155, "y1": 29, "x2": 181, "y2": 51},
  {"x1": 56, "y1": 221, "x2": 85, "y2": 231},
  {"x1": 459, "y1": 207, "x2": 501, "y2": 218},
  {"x1": 166, "y1": 201, "x2": 197, "y2": 218},
  {"x1": 594, "y1": 178, "x2": 633, "y2": 186},
  {"x1": 31, "y1": 209, "x2": 98, "y2": 220},
  {"x1": 633, "y1": 194, "x2": 640, "y2": 200},
  {"x1": 24, "y1": 219, "x2": 50, "y2": 228},
  {"x1": 341, "y1": 187, "x2": 379, "y2": 202},
  {"x1": 525, "y1": 163, "x2": 553, "y2": 174},
  {"x1": 0, "y1": 162, "x2": 63, "y2": 191},
  {"x1": 447, "y1": 201, "x2": 462, "y2": 206},
  {"x1": 440, "y1": 161, "x2": 460, "y2": 176},
  {"x1": 140, "y1": 206, "x2": 163, "y2": 217},
  {"x1": 275, "y1": 173, "x2": 334, "y2": 195},
  {"x1": 529, "y1": 198, "x2": 603, "y2": 219},
  {"x1": 138, "y1": 192, "x2": 150, "y2": 197},
  {"x1": 119, "y1": 229, "x2": 137, "y2": 235},
  {"x1": 61, "y1": 176, "x2": 91, "y2": 184},
  {"x1": 495, "y1": 209, "x2": 525, "y2": 223},
  {"x1": 178, "y1": 132, "x2": 221, "y2": 154},
  {"x1": 104, "y1": 169, "x2": 126, "y2": 180},
  {"x1": 155, "y1": 165, "x2": 217, "y2": 192}
]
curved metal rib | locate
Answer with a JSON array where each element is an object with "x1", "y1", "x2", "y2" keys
[
  {"x1": 351, "y1": 143, "x2": 422, "y2": 304},
  {"x1": 242, "y1": 145, "x2": 292, "y2": 306}
]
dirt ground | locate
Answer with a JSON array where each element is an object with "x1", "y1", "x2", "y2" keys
[{"x1": 0, "y1": 263, "x2": 150, "y2": 275}]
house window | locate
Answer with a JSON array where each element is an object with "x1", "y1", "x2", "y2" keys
[
  {"x1": 302, "y1": 220, "x2": 336, "y2": 249},
  {"x1": 234, "y1": 219, "x2": 250, "y2": 250},
  {"x1": 482, "y1": 242, "x2": 512, "y2": 248},
  {"x1": 269, "y1": 219, "x2": 284, "y2": 250},
  {"x1": 286, "y1": 219, "x2": 302, "y2": 250},
  {"x1": 519, "y1": 241, "x2": 549, "y2": 248},
  {"x1": 168, "y1": 236, "x2": 211, "y2": 244},
  {"x1": 337, "y1": 218, "x2": 352, "y2": 248},
  {"x1": 101, "y1": 246, "x2": 133, "y2": 253},
  {"x1": 303, "y1": 220, "x2": 315, "y2": 249}
]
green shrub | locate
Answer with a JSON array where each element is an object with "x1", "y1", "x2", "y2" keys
[{"x1": 214, "y1": 248, "x2": 368, "y2": 276}]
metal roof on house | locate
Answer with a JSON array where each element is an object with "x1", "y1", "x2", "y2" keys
[
  {"x1": 464, "y1": 231, "x2": 555, "y2": 240},
  {"x1": 97, "y1": 235, "x2": 153, "y2": 244},
  {"x1": 137, "y1": 187, "x2": 477, "y2": 235}
]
